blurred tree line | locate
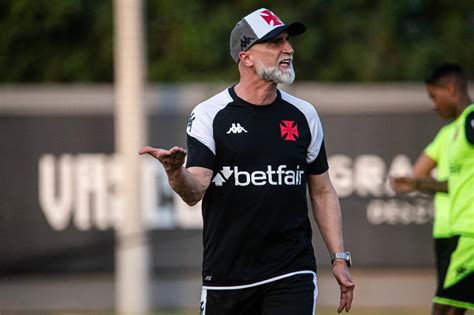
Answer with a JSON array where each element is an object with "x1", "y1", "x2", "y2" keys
[{"x1": 0, "y1": 0, "x2": 473, "y2": 83}]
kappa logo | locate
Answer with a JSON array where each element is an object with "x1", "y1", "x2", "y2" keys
[
  {"x1": 280, "y1": 120, "x2": 298, "y2": 141},
  {"x1": 260, "y1": 9, "x2": 283, "y2": 27},
  {"x1": 212, "y1": 165, "x2": 304, "y2": 187},
  {"x1": 226, "y1": 123, "x2": 248, "y2": 134}
]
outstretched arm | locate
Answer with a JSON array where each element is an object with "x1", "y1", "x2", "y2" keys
[
  {"x1": 139, "y1": 145, "x2": 213, "y2": 206},
  {"x1": 391, "y1": 176, "x2": 448, "y2": 194},
  {"x1": 308, "y1": 171, "x2": 355, "y2": 313},
  {"x1": 390, "y1": 153, "x2": 447, "y2": 193}
]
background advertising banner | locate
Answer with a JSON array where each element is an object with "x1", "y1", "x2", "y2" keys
[{"x1": 0, "y1": 84, "x2": 447, "y2": 274}]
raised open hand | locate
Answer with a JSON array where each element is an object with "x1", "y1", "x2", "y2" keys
[{"x1": 139, "y1": 145, "x2": 187, "y2": 172}]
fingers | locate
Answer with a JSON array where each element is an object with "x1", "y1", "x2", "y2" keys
[
  {"x1": 139, "y1": 146, "x2": 157, "y2": 155},
  {"x1": 138, "y1": 146, "x2": 186, "y2": 171},
  {"x1": 169, "y1": 146, "x2": 187, "y2": 156},
  {"x1": 165, "y1": 149, "x2": 187, "y2": 171},
  {"x1": 139, "y1": 146, "x2": 186, "y2": 158},
  {"x1": 167, "y1": 147, "x2": 187, "y2": 164},
  {"x1": 333, "y1": 264, "x2": 355, "y2": 313},
  {"x1": 390, "y1": 176, "x2": 415, "y2": 193},
  {"x1": 390, "y1": 176, "x2": 405, "y2": 188},
  {"x1": 139, "y1": 146, "x2": 187, "y2": 172},
  {"x1": 337, "y1": 285, "x2": 354, "y2": 313}
]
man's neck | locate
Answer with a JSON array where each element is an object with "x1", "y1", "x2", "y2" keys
[{"x1": 234, "y1": 79, "x2": 279, "y2": 106}]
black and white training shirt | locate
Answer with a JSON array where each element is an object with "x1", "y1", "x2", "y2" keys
[{"x1": 186, "y1": 86, "x2": 328, "y2": 287}]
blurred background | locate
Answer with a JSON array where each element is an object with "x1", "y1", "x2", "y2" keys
[{"x1": 0, "y1": 0, "x2": 474, "y2": 314}]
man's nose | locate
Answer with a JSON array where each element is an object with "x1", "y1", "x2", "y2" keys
[{"x1": 282, "y1": 39, "x2": 294, "y2": 54}]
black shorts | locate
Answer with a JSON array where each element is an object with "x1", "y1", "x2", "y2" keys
[
  {"x1": 199, "y1": 272, "x2": 317, "y2": 315},
  {"x1": 433, "y1": 236, "x2": 474, "y2": 309},
  {"x1": 434, "y1": 236, "x2": 459, "y2": 298}
]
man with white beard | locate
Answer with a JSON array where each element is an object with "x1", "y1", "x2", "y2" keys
[{"x1": 140, "y1": 8, "x2": 354, "y2": 314}]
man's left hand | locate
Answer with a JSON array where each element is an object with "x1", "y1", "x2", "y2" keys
[{"x1": 332, "y1": 260, "x2": 355, "y2": 313}]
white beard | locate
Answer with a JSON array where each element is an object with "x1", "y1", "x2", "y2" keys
[{"x1": 254, "y1": 59, "x2": 295, "y2": 84}]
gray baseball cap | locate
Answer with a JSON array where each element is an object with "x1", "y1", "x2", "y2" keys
[{"x1": 230, "y1": 8, "x2": 306, "y2": 63}]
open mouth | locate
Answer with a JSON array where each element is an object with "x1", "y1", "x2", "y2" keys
[{"x1": 279, "y1": 59, "x2": 292, "y2": 68}]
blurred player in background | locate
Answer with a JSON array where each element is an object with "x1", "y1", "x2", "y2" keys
[
  {"x1": 140, "y1": 7, "x2": 354, "y2": 315},
  {"x1": 392, "y1": 63, "x2": 474, "y2": 315}
]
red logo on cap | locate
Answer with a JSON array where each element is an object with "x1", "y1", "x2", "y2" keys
[{"x1": 260, "y1": 10, "x2": 283, "y2": 27}]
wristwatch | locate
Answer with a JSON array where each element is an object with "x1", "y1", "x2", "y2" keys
[{"x1": 331, "y1": 251, "x2": 352, "y2": 267}]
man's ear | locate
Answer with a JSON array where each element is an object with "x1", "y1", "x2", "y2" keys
[
  {"x1": 239, "y1": 51, "x2": 253, "y2": 67},
  {"x1": 446, "y1": 81, "x2": 458, "y2": 97}
]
